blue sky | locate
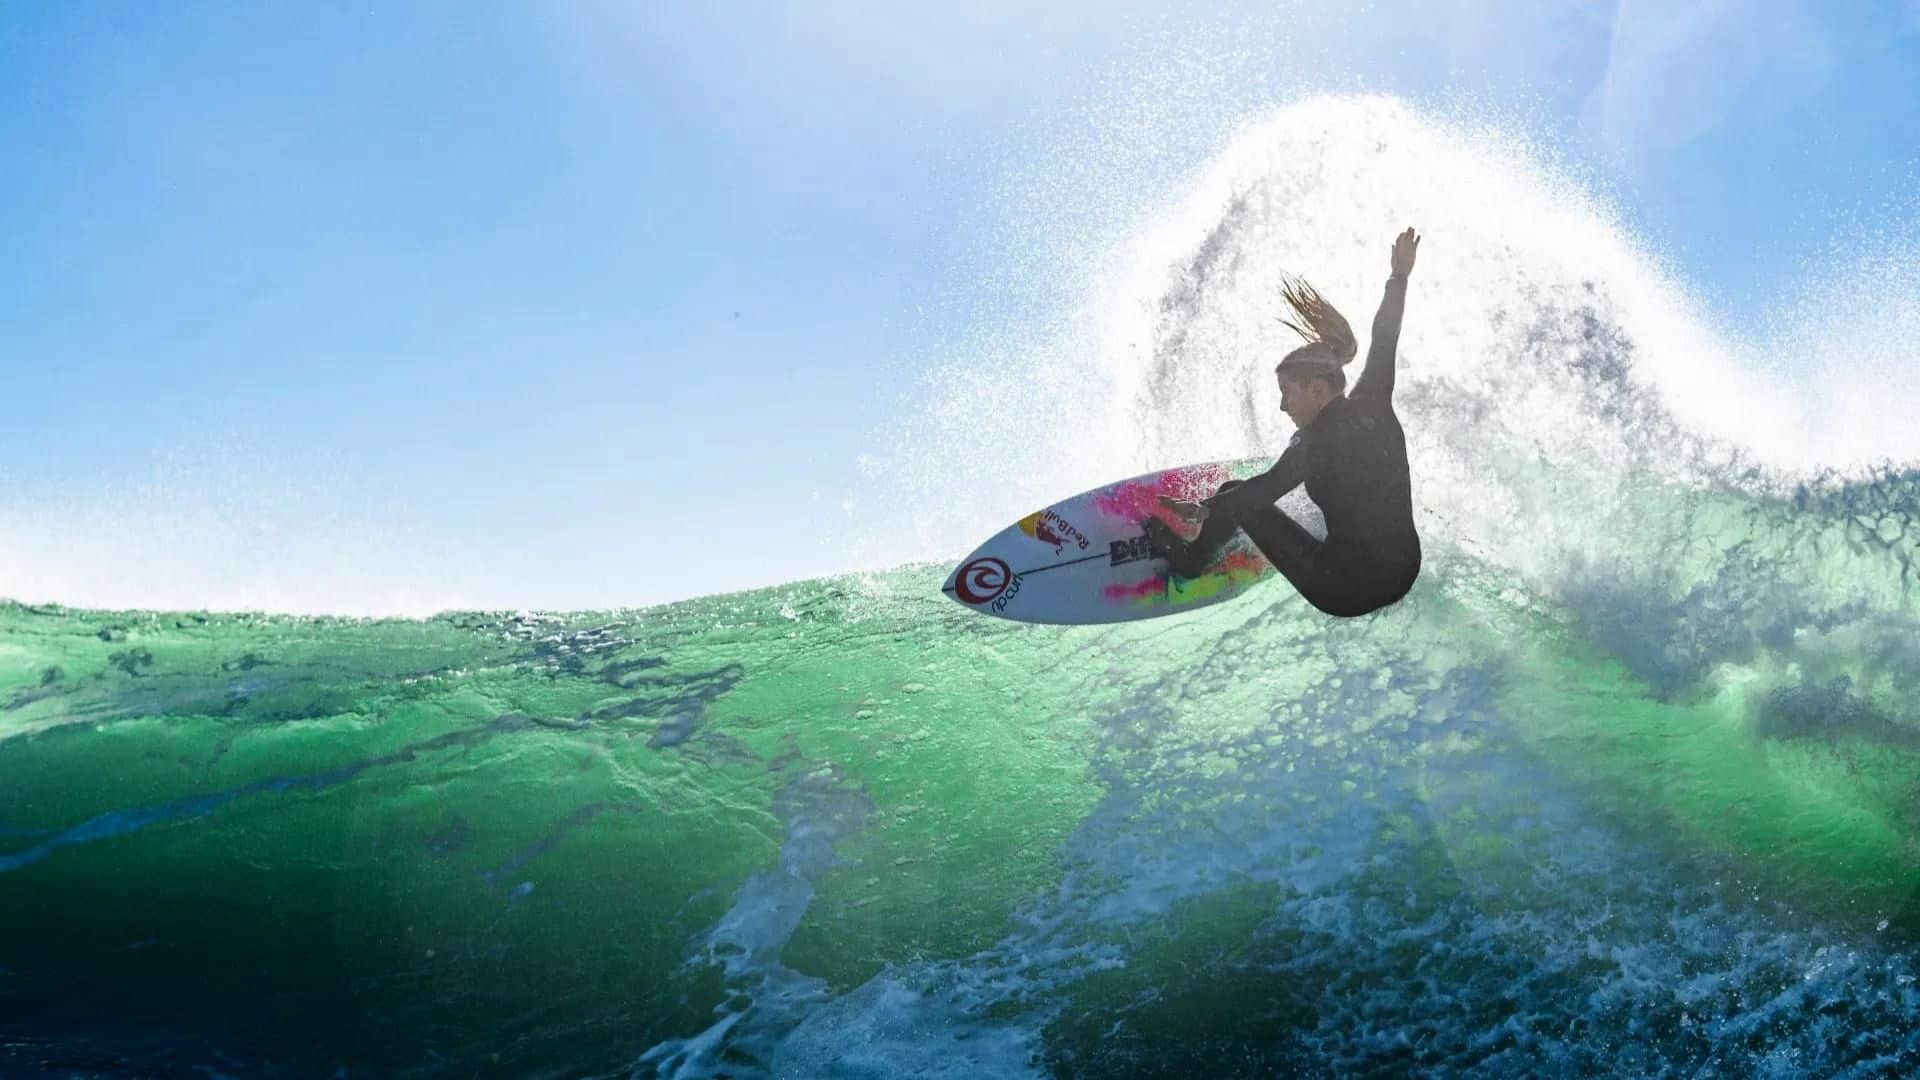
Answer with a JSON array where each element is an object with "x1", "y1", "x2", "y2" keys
[{"x1": 2, "y1": 2, "x2": 1918, "y2": 612}]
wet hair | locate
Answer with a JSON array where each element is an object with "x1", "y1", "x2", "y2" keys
[
  {"x1": 1273, "y1": 277, "x2": 1355, "y2": 395},
  {"x1": 1278, "y1": 361, "x2": 1346, "y2": 395}
]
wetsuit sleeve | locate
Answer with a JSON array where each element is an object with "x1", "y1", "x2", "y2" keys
[
  {"x1": 1350, "y1": 273, "x2": 1408, "y2": 409},
  {"x1": 1211, "y1": 437, "x2": 1311, "y2": 516}
]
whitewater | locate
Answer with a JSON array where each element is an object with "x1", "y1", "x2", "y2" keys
[{"x1": 4, "y1": 97, "x2": 1919, "y2": 1076}]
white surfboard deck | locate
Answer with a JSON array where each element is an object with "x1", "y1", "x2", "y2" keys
[{"x1": 941, "y1": 458, "x2": 1324, "y2": 625}]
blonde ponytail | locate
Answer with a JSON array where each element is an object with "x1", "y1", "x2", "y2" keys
[{"x1": 1277, "y1": 277, "x2": 1357, "y2": 366}]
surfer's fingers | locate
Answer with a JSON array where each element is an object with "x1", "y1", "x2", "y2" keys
[{"x1": 1156, "y1": 497, "x2": 1202, "y2": 523}]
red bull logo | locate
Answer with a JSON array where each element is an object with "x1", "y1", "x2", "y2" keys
[{"x1": 1016, "y1": 510, "x2": 1091, "y2": 555}]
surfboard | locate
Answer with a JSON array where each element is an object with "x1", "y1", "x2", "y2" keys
[{"x1": 941, "y1": 458, "x2": 1323, "y2": 625}]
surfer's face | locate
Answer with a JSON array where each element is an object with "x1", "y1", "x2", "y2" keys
[{"x1": 1277, "y1": 371, "x2": 1335, "y2": 428}]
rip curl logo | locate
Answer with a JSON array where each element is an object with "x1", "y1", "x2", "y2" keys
[
  {"x1": 953, "y1": 557, "x2": 1014, "y2": 606},
  {"x1": 1016, "y1": 509, "x2": 1091, "y2": 554}
]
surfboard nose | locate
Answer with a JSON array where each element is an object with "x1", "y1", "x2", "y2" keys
[{"x1": 946, "y1": 553, "x2": 1015, "y2": 609}]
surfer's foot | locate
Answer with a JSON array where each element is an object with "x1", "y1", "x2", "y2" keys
[{"x1": 1143, "y1": 517, "x2": 1202, "y2": 577}]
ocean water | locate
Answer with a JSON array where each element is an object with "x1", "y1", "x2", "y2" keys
[{"x1": 6, "y1": 97, "x2": 1920, "y2": 1076}]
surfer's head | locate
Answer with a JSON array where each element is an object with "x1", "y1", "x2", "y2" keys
[
  {"x1": 1276, "y1": 364, "x2": 1342, "y2": 427},
  {"x1": 1274, "y1": 277, "x2": 1353, "y2": 427}
]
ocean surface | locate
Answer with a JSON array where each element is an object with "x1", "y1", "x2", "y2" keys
[{"x1": 6, "y1": 97, "x2": 1920, "y2": 1076}]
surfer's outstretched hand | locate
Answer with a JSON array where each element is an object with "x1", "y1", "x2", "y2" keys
[
  {"x1": 1157, "y1": 495, "x2": 1207, "y2": 524},
  {"x1": 1391, "y1": 227, "x2": 1419, "y2": 277}
]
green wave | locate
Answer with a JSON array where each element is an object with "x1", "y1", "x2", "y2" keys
[{"x1": 2, "y1": 471, "x2": 1918, "y2": 1074}]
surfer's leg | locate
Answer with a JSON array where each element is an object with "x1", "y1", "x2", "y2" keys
[
  {"x1": 1232, "y1": 503, "x2": 1382, "y2": 616},
  {"x1": 1225, "y1": 490, "x2": 1415, "y2": 616},
  {"x1": 1233, "y1": 502, "x2": 1324, "y2": 582}
]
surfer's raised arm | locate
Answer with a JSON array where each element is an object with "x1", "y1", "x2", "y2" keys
[{"x1": 1351, "y1": 227, "x2": 1418, "y2": 409}]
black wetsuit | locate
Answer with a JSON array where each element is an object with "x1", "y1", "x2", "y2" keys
[{"x1": 1177, "y1": 274, "x2": 1421, "y2": 617}]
